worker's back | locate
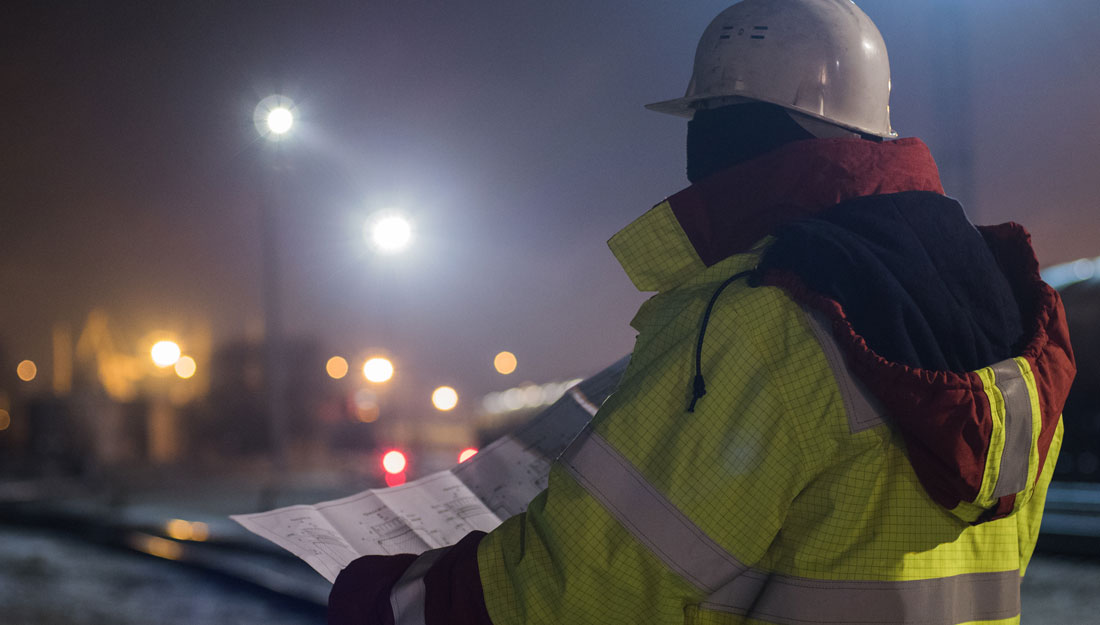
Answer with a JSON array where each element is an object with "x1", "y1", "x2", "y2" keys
[{"x1": 476, "y1": 136, "x2": 1072, "y2": 625}]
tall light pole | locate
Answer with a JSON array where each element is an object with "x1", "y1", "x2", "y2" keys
[{"x1": 254, "y1": 95, "x2": 297, "y2": 477}]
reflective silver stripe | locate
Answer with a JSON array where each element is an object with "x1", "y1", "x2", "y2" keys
[
  {"x1": 561, "y1": 416, "x2": 1023, "y2": 624},
  {"x1": 569, "y1": 387, "x2": 600, "y2": 417},
  {"x1": 805, "y1": 311, "x2": 884, "y2": 433},
  {"x1": 703, "y1": 569, "x2": 1021, "y2": 625},
  {"x1": 390, "y1": 546, "x2": 447, "y2": 625},
  {"x1": 575, "y1": 354, "x2": 630, "y2": 406},
  {"x1": 559, "y1": 427, "x2": 747, "y2": 593},
  {"x1": 991, "y1": 359, "x2": 1033, "y2": 498}
]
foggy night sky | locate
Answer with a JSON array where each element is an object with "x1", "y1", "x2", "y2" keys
[{"x1": 3, "y1": 1, "x2": 1099, "y2": 406}]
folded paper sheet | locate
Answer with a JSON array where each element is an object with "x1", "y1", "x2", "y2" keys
[{"x1": 231, "y1": 355, "x2": 628, "y2": 582}]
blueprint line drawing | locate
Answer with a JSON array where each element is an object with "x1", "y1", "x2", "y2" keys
[
  {"x1": 231, "y1": 506, "x2": 360, "y2": 582},
  {"x1": 232, "y1": 355, "x2": 629, "y2": 583}
]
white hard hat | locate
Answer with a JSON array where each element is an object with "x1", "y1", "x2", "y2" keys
[{"x1": 647, "y1": 0, "x2": 896, "y2": 138}]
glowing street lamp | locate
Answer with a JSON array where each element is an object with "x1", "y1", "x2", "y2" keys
[
  {"x1": 494, "y1": 351, "x2": 517, "y2": 375},
  {"x1": 363, "y1": 357, "x2": 395, "y2": 383},
  {"x1": 432, "y1": 386, "x2": 459, "y2": 411},
  {"x1": 326, "y1": 356, "x2": 349, "y2": 379},
  {"x1": 151, "y1": 341, "x2": 182, "y2": 368},
  {"x1": 16, "y1": 360, "x2": 37, "y2": 382},
  {"x1": 253, "y1": 95, "x2": 297, "y2": 141},
  {"x1": 267, "y1": 107, "x2": 293, "y2": 135},
  {"x1": 252, "y1": 94, "x2": 298, "y2": 476},
  {"x1": 366, "y1": 211, "x2": 413, "y2": 254},
  {"x1": 174, "y1": 356, "x2": 197, "y2": 379}
]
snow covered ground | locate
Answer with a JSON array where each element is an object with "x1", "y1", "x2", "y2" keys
[
  {"x1": 1, "y1": 525, "x2": 1098, "y2": 624},
  {"x1": 0, "y1": 527, "x2": 323, "y2": 625}
]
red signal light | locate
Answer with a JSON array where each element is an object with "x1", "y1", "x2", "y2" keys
[
  {"x1": 458, "y1": 448, "x2": 478, "y2": 463},
  {"x1": 382, "y1": 450, "x2": 407, "y2": 474}
]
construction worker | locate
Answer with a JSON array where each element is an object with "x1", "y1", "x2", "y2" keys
[{"x1": 328, "y1": 1, "x2": 1076, "y2": 623}]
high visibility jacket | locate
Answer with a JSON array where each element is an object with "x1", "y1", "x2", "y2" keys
[{"x1": 327, "y1": 137, "x2": 1075, "y2": 625}]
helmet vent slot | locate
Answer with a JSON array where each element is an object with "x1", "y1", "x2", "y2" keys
[{"x1": 751, "y1": 26, "x2": 768, "y2": 40}]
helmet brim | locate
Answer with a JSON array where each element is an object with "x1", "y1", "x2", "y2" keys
[
  {"x1": 643, "y1": 97, "x2": 695, "y2": 118},
  {"x1": 644, "y1": 94, "x2": 896, "y2": 139}
]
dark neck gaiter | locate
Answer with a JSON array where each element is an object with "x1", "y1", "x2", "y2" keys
[{"x1": 686, "y1": 102, "x2": 816, "y2": 183}]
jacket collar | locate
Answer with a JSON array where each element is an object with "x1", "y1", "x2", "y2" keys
[{"x1": 609, "y1": 137, "x2": 944, "y2": 293}]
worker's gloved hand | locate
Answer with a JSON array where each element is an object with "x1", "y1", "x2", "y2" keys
[
  {"x1": 327, "y1": 531, "x2": 491, "y2": 625},
  {"x1": 328, "y1": 553, "x2": 417, "y2": 625}
]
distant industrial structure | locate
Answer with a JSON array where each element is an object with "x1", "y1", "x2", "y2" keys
[{"x1": 0, "y1": 311, "x2": 585, "y2": 483}]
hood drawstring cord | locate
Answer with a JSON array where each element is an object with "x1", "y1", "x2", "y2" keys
[{"x1": 687, "y1": 269, "x2": 758, "y2": 412}]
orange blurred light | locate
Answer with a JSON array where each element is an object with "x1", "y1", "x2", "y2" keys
[
  {"x1": 431, "y1": 386, "x2": 459, "y2": 411},
  {"x1": 353, "y1": 388, "x2": 380, "y2": 423},
  {"x1": 165, "y1": 519, "x2": 210, "y2": 542},
  {"x1": 151, "y1": 341, "x2": 181, "y2": 367},
  {"x1": 493, "y1": 351, "x2": 517, "y2": 375},
  {"x1": 382, "y1": 450, "x2": 407, "y2": 474},
  {"x1": 0, "y1": 409, "x2": 10, "y2": 432},
  {"x1": 16, "y1": 360, "x2": 37, "y2": 382},
  {"x1": 356, "y1": 405, "x2": 380, "y2": 423},
  {"x1": 165, "y1": 519, "x2": 193, "y2": 541},
  {"x1": 384, "y1": 472, "x2": 407, "y2": 487},
  {"x1": 129, "y1": 533, "x2": 182, "y2": 560},
  {"x1": 174, "y1": 356, "x2": 197, "y2": 379},
  {"x1": 363, "y1": 357, "x2": 394, "y2": 383},
  {"x1": 458, "y1": 448, "x2": 478, "y2": 463},
  {"x1": 326, "y1": 356, "x2": 349, "y2": 379},
  {"x1": 190, "y1": 521, "x2": 210, "y2": 542}
]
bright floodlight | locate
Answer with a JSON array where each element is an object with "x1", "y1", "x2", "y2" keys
[
  {"x1": 151, "y1": 341, "x2": 182, "y2": 368},
  {"x1": 368, "y1": 213, "x2": 412, "y2": 254},
  {"x1": 253, "y1": 95, "x2": 297, "y2": 140},
  {"x1": 432, "y1": 386, "x2": 459, "y2": 411},
  {"x1": 267, "y1": 107, "x2": 294, "y2": 134},
  {"x1": 458, "y1": 448, "x2": 478, "y2": 463},
  {"x1": 363, "y1": 357, "x2": 395, "y2": 383}
]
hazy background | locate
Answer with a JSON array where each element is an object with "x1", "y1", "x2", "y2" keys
[{"x1": 3, "y1": 0, "x2": 1098, "y2": 410}]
